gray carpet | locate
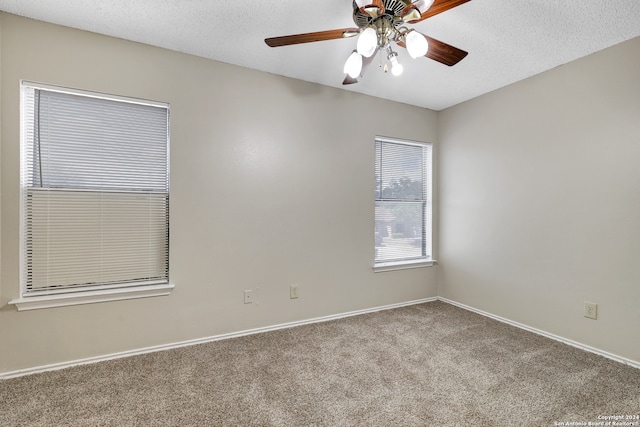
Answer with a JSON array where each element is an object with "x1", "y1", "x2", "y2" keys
[{"x1": 1, "y1": 301, "x2": 638, "y2": 426}]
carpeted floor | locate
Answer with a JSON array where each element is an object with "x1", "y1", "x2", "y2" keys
[{"x1": 1, "y1": 301, "x2": 638, "y2": 426}]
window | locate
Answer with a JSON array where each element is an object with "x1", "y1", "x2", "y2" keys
[
  {"x1": 374, "y1": 136, "x2": 432, "y2": 271},
  {"x1": 11, "y1": 82, "x2": 172, "y2": 310}
]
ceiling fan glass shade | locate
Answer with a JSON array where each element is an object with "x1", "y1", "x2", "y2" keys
[
  {"x1": 357, "y1": 28, "x2": 378, "y2": 58},
  {"x1": 344, "y1": 51, "x2": 363, "y2": 78},
  {"x1": 406, "y1": 30, "x2": 429, "y2": 59},
  {"x1": 414, "y1": 0, "x2": 435, "y2": 13}
]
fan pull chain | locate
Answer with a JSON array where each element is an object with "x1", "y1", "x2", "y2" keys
[{"x1": 378, "y1": 49, "x2": 388, "y2": 73}]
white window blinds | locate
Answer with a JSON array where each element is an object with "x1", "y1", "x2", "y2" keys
[
  {"x1": 375, "y1": 137, "x2": 432, "y2": 265},
  {"x1": 20, "y1": 82, "x2": 170, "y2": 296}
]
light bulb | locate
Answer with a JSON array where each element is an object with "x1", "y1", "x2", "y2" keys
[
  {"x1": 389, "y1": 55, "x2": 403, "y2": 76},
  {"x1": 357, "y1": 27, "x2": 377, "y2": 58},
  {"x1": 406, "y1": 30, "x2": 429, "y2": 59},
  {"x1": 391, "y1": 61, "x2": 403, "y2": 76},
  {"x1": 343, "y1": 51, "x2": 363, "y2": 79}
]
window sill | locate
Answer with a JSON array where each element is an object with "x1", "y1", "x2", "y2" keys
[
  {"x1": 8, "y1": 283, "x2": 175, "y2": 311},
  {"x1": 373, "y1": 259, "x2": 436, "y2": 273}
]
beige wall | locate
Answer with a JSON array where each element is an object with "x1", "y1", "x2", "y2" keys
[
  {"x1": 438, "y1": 37, "x2": 640, "y2": 362},
  {"x1": 0, "y1": 15, "x2": 2, "y2": 322},
  {"x1": 0, "y1": 14, "x2": 439, "y2": 373}
]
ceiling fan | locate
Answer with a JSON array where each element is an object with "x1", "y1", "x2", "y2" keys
[{"x1": 265, "y1": 0, "x2": 471, "y2": 85}]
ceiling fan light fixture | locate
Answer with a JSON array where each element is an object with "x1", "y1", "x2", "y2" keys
[
  {"x1": 388, "y1": 53, "x2": 403, "y2": 76},
  {"x1": 406, "y1": 30, "x2": 429, "y2": 59},
  {"x1": 344, "y1": 50, "x2": 363, "y2": 78},
  {"x1": 267, "y1": 0, "x2": 470, "y2": 84},
  {"x1": 357, "y1": 27, "x2": 378, "y2": 57}
]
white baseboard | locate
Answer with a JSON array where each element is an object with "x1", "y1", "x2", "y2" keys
[
  {"x1": 0, "y1": 297, "x2": 437, "y2": 380},
  {"x1": 3, "y1": 295, "x2": 636, "y2": 379},
  {"x1": 438, "y1": 297, "x2": 640, "y2": 370}
]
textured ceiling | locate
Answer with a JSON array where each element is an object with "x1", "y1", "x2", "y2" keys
[{"x1": 0, "y1": 0, "x2": 639, "y2": 110}]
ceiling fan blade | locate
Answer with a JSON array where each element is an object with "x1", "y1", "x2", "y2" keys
[
  {"x1": 265, "y1": 28, "x2": 359, "y2": 47},
  {"x1": 343, "y1": 52, "x2": 377, "y2": 85},
  {"x1": 409, "y1": 0, "x2": 472, "y2": 23},
  {"x1": 397, "y1": 34, "x2": 468, "y2": 66},
  {"x1": 423, "y1": 35, "x2": 468, "y2": 66}
]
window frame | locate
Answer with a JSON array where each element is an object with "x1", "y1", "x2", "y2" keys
[
  {"x1": 10, "y1": 81, "x2": 174, "y2": 311},
  {"x1": 374, "y1": 136, "x2": 434, "y2": 272}
]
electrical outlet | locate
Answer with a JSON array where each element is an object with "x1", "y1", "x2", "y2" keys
[
  {"x1": 244, "y1": 290, "x2": 253, "y2": 304},
  {"x1": 290, "y1": 284, "x2": 299, "y2": 299},
  {"x1": 584, "y1": 302, "x2": 597, "y2": 320}
]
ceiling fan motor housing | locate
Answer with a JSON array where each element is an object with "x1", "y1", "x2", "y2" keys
[{"x1": 352, "y1": 0, "x2": 414, "y2": 28}]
